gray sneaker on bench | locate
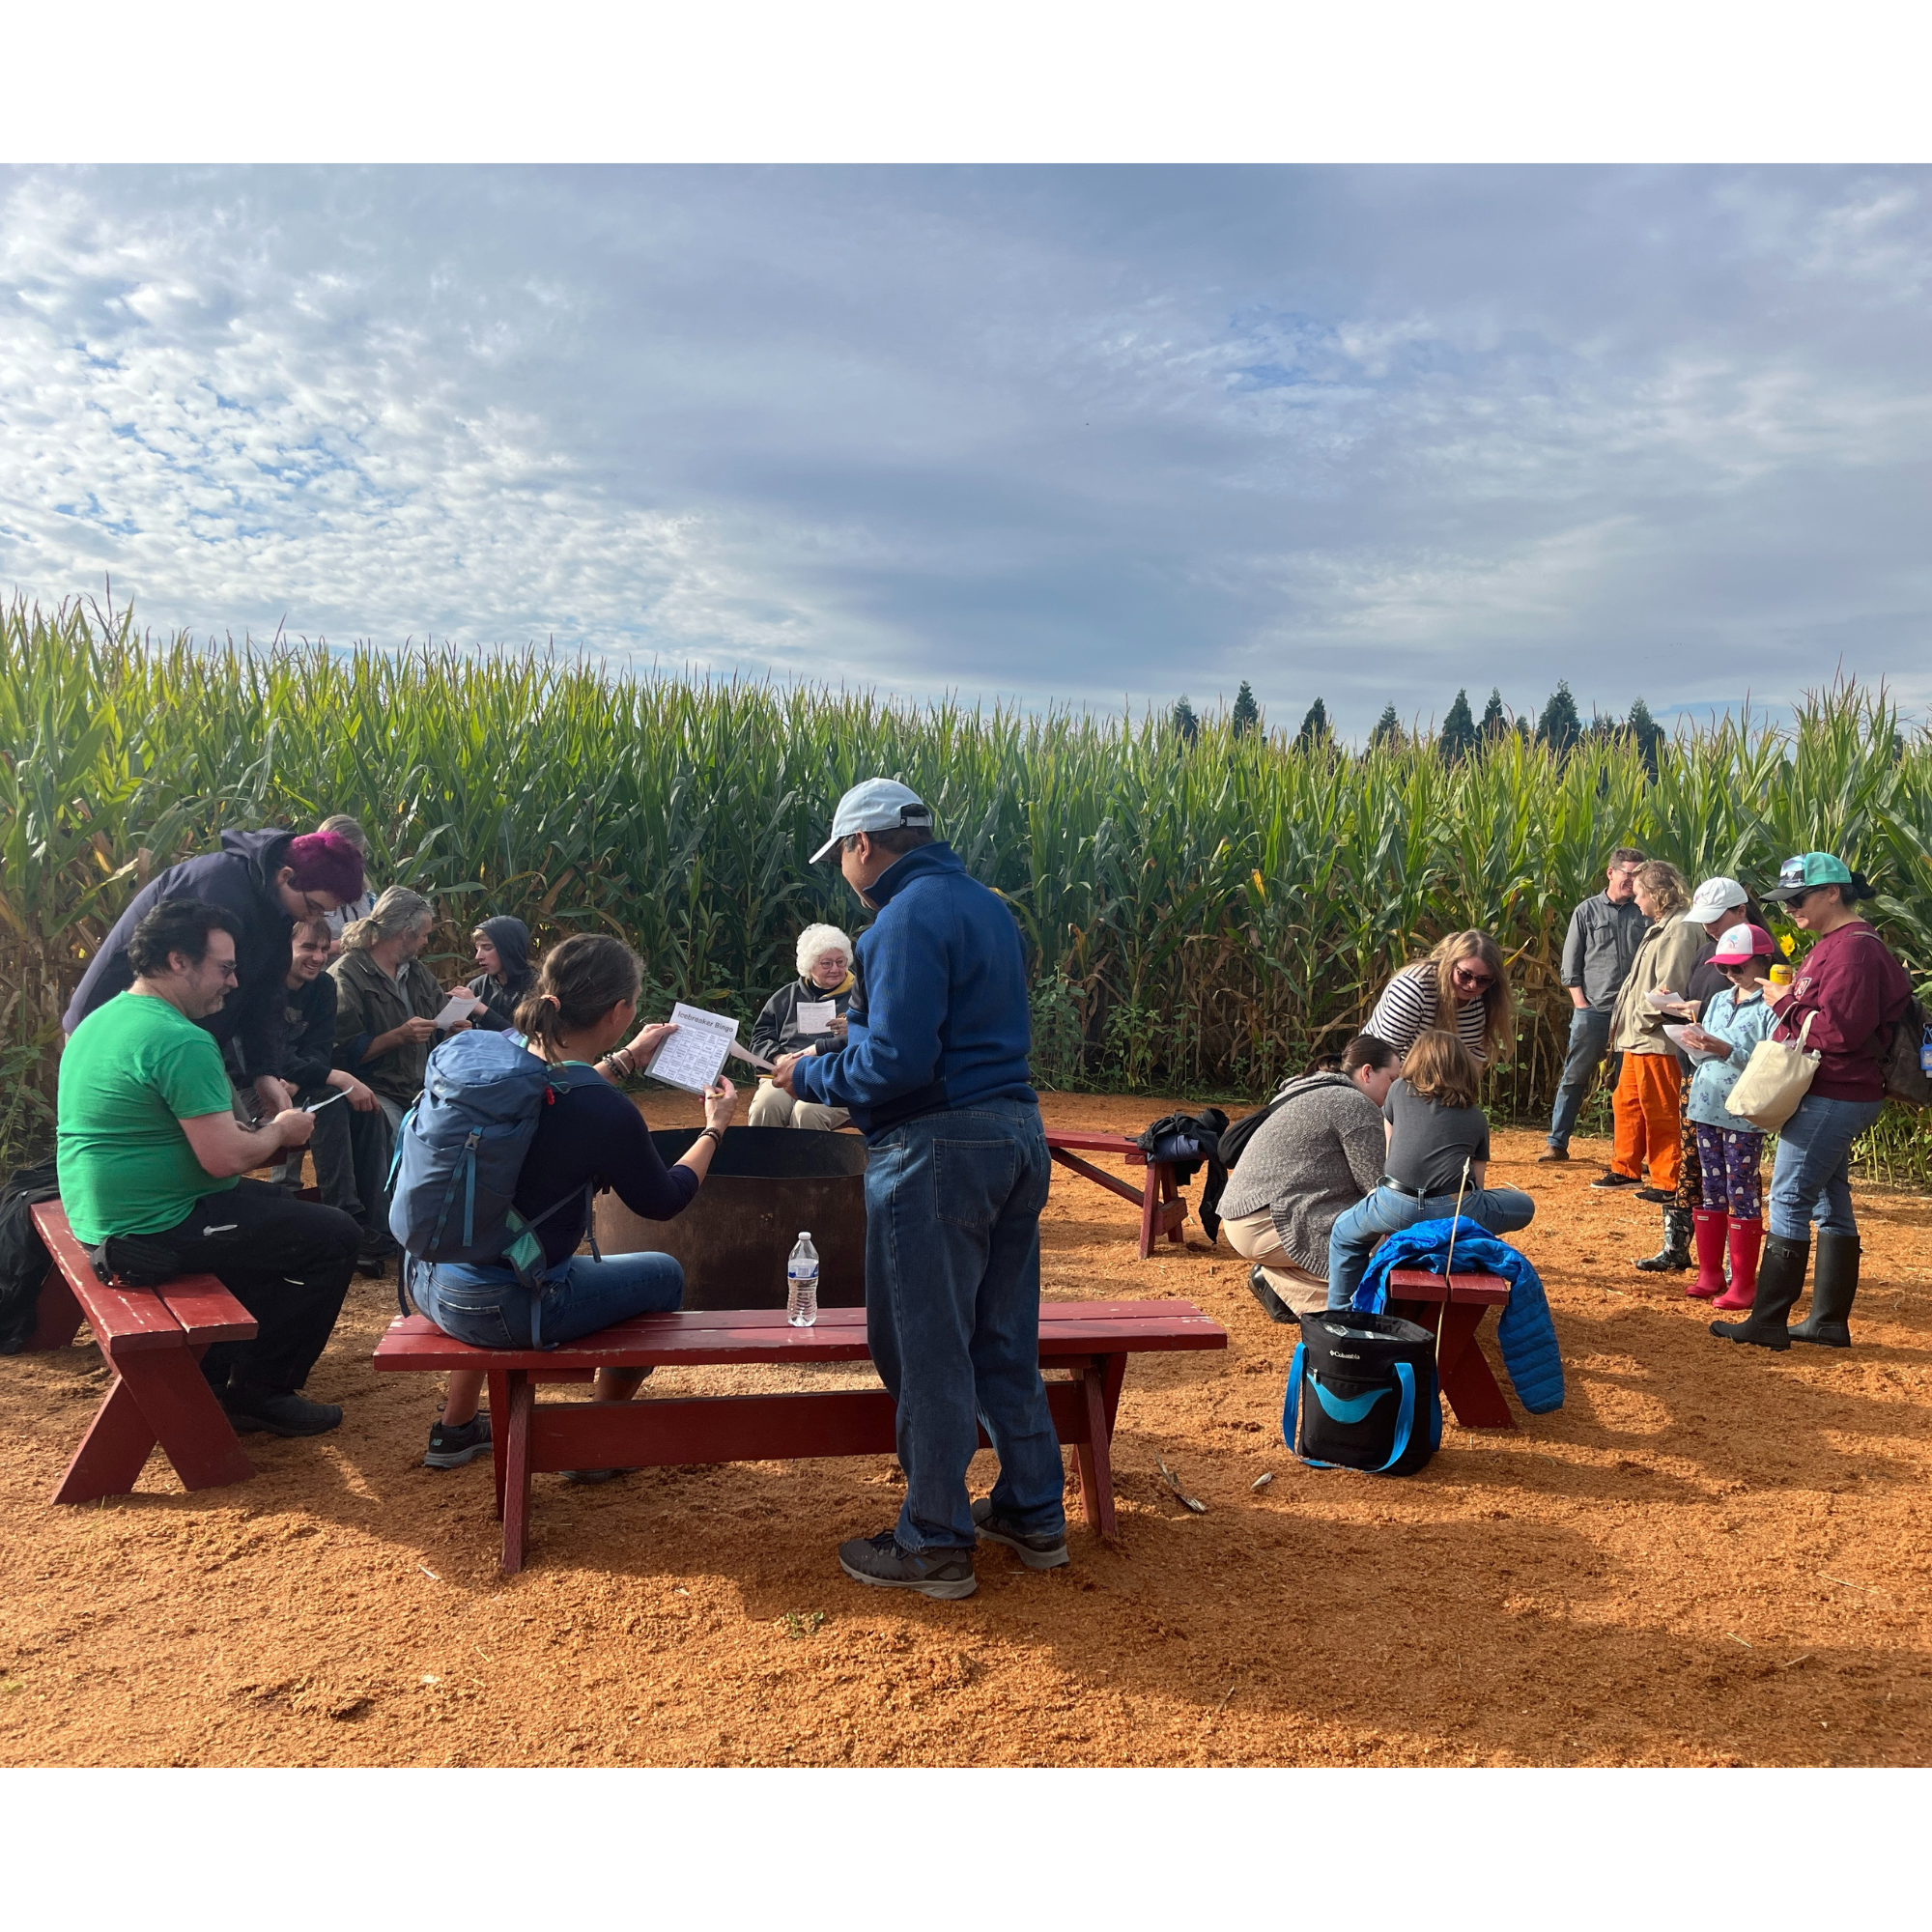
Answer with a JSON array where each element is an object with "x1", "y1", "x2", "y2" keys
[
  {"x1": 838, "y1": 1528, "x2": 978, "y2": 1599},
  {"x1": 971, "y1": 1496, "x2": 1069, "y2": 1570}
]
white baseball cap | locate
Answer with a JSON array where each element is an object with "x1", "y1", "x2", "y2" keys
[
  {"x1": 810, "y1": 779, "x2": 934, "y2": 863},
  {"x1": 1686, "y1": 875, "x2": 1748, "y2": 926}
]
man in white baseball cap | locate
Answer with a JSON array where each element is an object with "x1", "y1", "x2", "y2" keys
[{"x1": 775, "y1": 777, "x2": 1065, "y2": 1599}]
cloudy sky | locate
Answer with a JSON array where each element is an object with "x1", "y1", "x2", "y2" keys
[{"x1": 3, "y1": 164, "x2": 1927, "y2": 734}]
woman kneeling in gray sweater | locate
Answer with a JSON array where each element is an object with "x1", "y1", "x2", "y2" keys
[{"x1": 1218, "y1": 1034, "x2": 1401, "y2": 1320}]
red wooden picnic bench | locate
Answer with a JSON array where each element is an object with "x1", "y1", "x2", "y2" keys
[
  {"x1": 1042, "y1": 1130, "x2": 1186, "y2": 1259},
  {"x1": 1385, "y1": 1267, "x2": 1516, "y2": 1430},
  {"x1": 374, "y1": 1298, "x2": 1227, "y2": 1575},
  {"x1": 26, "y1": 1201, "x2": 260, "y2": 1503}
]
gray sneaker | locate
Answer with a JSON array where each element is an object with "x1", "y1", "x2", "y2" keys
[
  {"x1": 838, "y1": 1528, "x2": 978, "y2": 1599},
  {"x1": 424, "y1": 1411, "x2": 493, "y2": 1469},
  {"x1": 971, "y1": 1496, "x2": 1069, "y2": 1570}
]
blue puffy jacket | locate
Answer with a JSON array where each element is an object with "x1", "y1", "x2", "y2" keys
[
  {"x1": 1351, "y1": 1216, "x2": 1564, "y2": 1414},
  {"x1": 791, "y1": 842, "x2": 1036, "y2": 1136}
]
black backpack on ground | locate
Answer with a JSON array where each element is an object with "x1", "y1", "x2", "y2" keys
[
  {"x1": 1882, "y1": 994, "x2": 1932, "y2": 1108},
  {"x1": 1284, "y1": 1306, "x2": 1441, "y2": 1476},
  {"x1": 0, "y1": 1162, "x2": 62, "y2": 1354}
]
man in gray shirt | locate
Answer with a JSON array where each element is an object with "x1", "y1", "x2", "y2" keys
[{"x1": 1543, "y1": 845, "x2": 1649, "y2": 1161}]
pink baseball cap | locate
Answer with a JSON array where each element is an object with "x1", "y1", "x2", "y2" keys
[{"x1": 1711, "y1": 922, "x2": 1776, "y2": 965}]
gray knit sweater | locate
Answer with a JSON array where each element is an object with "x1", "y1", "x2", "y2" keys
[{"x1": 1218, "y1": 1075, "x2": 1386, "y2": 1275}]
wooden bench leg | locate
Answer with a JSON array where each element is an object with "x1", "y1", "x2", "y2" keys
[
  {"x1": 1071, "y1": 1359, "x2": 1119, "y2": 1540},
  {"x1": 52, "y1": 1347, "x2": 252, "y2": 1503},
  {"x1": 1439, "y1": 1326, "x2": 1516, "y2": 1431},
  {"x1": 27, "y1": 1259, "x2": 83, "y2": 1353},
  {"x1": 1159, "y1": 1164, "x2": 1184, "y2": 1246},
  {"x1": 1138, "y1": 1178, "x2": 1158, "y2": 1260},
  {"x1": 500, "y1": 1371, "x2": 533, "y2": 1577},
  {"x1": 488, "y1": 1370, "x2": 511, "y2": 1522}
]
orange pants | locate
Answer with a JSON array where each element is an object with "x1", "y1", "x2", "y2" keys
[{"x1": 1612, "y1": 1052, "x2": 1682, "y2": 1188}]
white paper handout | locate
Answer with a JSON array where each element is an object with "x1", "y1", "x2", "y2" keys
[
  {"x1": 1646, "y1": 988, "x2": 1694, "y2": 1013},
  {"x1": 645, "y1": 1003, "x2": 742, "y2": 1094},
  {"x1": 434, "y1": 991, "x2": 485, "y2": 1029},
  {"x1": 1664, "y1": 1023, "x2": 1727, "y2": 1062},
  {"x1": 794, "y1": 1001, "x2": 837, "y2": 1036}
]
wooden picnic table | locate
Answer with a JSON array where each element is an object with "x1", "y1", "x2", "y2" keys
[
  {"x1": 1042, "y1": 1130, "x2": 1186, "y2": 1259},
  {"x1": 375, "y1": 1297, "x2": 1227, "y2": 1574},
  {"x1": 27, "y1": 1201, "x2": 260, "y2": 1503},
  {"x1": 1384, "y1": 1267, "x2": 1516, "y2": 1430}
]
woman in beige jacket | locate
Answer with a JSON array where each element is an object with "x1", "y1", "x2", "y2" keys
[{"x1": 1592, "y1": 861, "x2": 1702, "y2": 1198}]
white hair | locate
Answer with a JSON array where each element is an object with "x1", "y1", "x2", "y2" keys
[{"x1": 796, "y1": 923, "x2": 854, "y2": 977}]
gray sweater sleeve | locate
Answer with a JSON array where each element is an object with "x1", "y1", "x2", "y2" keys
[{"x1": 1560, "y1": 904, "x2": 1587, "y2": 987}]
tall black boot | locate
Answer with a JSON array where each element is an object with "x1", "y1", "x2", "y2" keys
[
  {"x1": 1790, "y1": 1232, "x2": 1860, "y2": 1348},
  {"x1": 1711, "y1": 1234, "x2": 1808, "y2": 1350},
  {"x1": 1634, "y1": 1207, "x2": 1693, "y2": 1272}
]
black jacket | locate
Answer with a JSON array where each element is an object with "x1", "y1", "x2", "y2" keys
[
  {"x1": 63, "y1": 828, "x2": 299, "y2": 1080},
  {"x1": 281, "y1": 970, "x2": 340, "y2": 1094},
  {"x1": 750, "y1": 975, "x2": 856, "y2": 1061}
]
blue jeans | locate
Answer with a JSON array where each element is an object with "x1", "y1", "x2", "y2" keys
[
  {"x1": 1766, "y1": 1094, "x2": 1883, "y2": 1243},
  {"x1": 1326, "y1": 1183, "x2": 1536, "y2": 1309},
  {"x1": 863, "y1": 1097, "x2": 1065, "y2": 1553},
  {"x1": 408, "y1": 1248, "x2": 684, "y2": 1350},
  {"x1": 1548, "y1": 1007, "x2": 1612, "y2": 1149}
]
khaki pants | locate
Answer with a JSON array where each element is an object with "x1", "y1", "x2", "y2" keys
[
  {"x1": 748, "y1": 1083, "x2": 851, "y2": 1133},
  {"x1": 1220, "y1": 1207, "x2": 1328, "y2": 1315}
]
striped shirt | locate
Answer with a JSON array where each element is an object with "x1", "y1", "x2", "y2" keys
[{"x1": 1367, "y1": 963, "x2": 1492, "y2": 1065}]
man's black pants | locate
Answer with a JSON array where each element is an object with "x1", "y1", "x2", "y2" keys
[{"x1": 158, "y1": 1179, "x2": 357, "y2": 1394}]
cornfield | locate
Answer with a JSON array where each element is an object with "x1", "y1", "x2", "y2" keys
[{"x1": 5, "y1": 598, "x2": 1931, "y2": 1182}]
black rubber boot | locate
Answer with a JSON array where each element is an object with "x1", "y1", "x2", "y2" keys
[
  {"x1": 1711, "y1": 1234, "x2": 1808, "y2": 1350},
  {"x1": 1634, "y1": 1207, "x2": 1693, "y2": 1272},
  {"x1": 1790, "y1": 1231, "x2": 1859, "y2": 1348}
]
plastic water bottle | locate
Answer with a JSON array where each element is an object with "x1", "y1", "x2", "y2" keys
[{"x1": 786, "y1": 1232, "x2": 819, "y2": 1327}]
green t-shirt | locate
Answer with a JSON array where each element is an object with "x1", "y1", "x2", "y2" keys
[{"x1": 56, "y1": 992, "x2": 239, "y2": 1246}]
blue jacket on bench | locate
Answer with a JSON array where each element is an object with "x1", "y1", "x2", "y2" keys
[{"x1": 1350, "y1": 1216, "x2": 1564, "y2": 1414}]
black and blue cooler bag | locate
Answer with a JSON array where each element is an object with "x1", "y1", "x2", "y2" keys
[{"x1": 1284, "y1": 1308, "x2": 1441, "y2": 1476}]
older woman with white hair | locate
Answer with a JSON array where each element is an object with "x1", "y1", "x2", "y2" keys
[{"x1": 748, "y1": 923, "x2": 858, "y2": 1130}]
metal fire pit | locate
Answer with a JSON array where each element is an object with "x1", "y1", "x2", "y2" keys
[{"x1": 592, "y1": 1125, "x2": 868, "y2": 1311}]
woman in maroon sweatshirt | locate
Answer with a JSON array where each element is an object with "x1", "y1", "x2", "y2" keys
[{"x1": 1712, "y1": 852, "x2": 1912, "y2": 1353}]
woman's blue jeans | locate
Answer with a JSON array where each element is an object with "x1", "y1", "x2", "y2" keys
[
  {"x1": 409, "y1": 1248, "x2": 684, "y2": 1350},
  {"x1": 1766, "y1": 1094, "x2": 1883, "y2": 1243},
  {"x1": 1326, "y1": 1183, "x2": 1536, "y2": 1309}
]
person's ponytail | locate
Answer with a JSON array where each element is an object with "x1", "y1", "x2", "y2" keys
[{"x1": 514, "y1": 934, "x2": 642, "y2": 1048}]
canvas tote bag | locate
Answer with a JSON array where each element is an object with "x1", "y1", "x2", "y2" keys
[{"x1": 1725, "y1": 1009, "x2": 1819, "y2": 1131}]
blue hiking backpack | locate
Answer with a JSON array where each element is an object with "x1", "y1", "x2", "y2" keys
[{"x1": 388, "y1": 1032, "x2": 603, "y2": 1294}]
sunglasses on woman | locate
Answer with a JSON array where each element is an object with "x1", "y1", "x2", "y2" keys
[{"x1": 1452, "y1": 965, "x2": 1494, "y2": 989}]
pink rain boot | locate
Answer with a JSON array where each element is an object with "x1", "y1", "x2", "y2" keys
[
  {"x1": 1713, "y1": 1217, "x2": 1761, "y2": 1312},
  {"x1": 1686, "y1": 1208, "x2": 1730, "y2": 1299}
]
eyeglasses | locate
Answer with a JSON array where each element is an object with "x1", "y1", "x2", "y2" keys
[
  {"x1": 212, "y1": 960, "x2": 240, "y2": 981},
  {"x1": 298, "y1": 893, "x2": 329, "y2": 918}
]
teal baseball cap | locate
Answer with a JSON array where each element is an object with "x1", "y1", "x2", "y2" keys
[{"x1": 1764, "y1": 851, "x2": 1871, "y2": 903}]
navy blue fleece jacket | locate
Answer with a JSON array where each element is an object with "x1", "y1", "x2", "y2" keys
[{"x1": 790, "y1": 842, "x2": 1035, "y2": 1135}]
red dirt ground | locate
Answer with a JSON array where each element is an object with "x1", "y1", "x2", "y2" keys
[{"x1": 3, "y1": 1092, "x2": 1928, "y2": 1767}]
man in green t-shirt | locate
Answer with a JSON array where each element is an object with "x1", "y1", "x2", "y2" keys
[{"x1": 57, "y1": 898, "x2": 361, "y2": 1437}]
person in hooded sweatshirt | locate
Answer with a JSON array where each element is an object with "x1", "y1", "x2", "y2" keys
[
  {"x1": 64, "y1": 827, "x2": 366, "y2": 1122},
  {"x1": 465, "y1": 916, "x2": 534, "y2": 1032}
]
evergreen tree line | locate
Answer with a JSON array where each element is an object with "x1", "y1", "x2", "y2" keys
[{"x1": 1169, "y1": 681, "x2": 1670, "y2": 772}]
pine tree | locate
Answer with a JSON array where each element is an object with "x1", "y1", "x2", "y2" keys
[
  {"x1": 1231, "y1": 681, "x2": 1261, "y2": 738},
  {"x1": 1171, "y1": 696, "x2": 1199, "y2": 745},
  {"x1": 1627, "y1": 696, "x2": 1664, "y2": 778},
  {"x1": 1536, "y1": 680, "x2": 1582, "y2": 754},
  {"x1": 1439, "y1": 688, "x2": 1477, "y2": 761},
  {"x1": 1479, "y1": 687, "x2": 1508, "y2": 739},
  {"x1": 1296, "y1": 697, "x2": 1329, "y2": 749},
  {"x1": 1371, "y1": 703, "x2": 1402, "y2": 748}
]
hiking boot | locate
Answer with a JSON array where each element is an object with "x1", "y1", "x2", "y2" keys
[
  {"x1": 424, "y1": 1411, "x2": 493, "y2": 1468},
  {"x1": 1591, "y1": 1170, "x2": 1641, "y2": 1190},
  {"x1": 1537, "y1": 1145, "x2": 1570, "y2": 1163},
  {"x1": 224, "y1": 1384, "x2": 343, "y2": 1436},
  {"x1": 1634, "y1": 1208, "x2": 1692, "y2": 1272},
  {"x1": 1790, "y1": 1231, "x2": 1859, "y2": 1348},
  {"x1": 1711, "y1": 1234, "x2": 1807, "y2": 1350},
  {"x1": 1686, "y1": 1208, "x2": 1730, "y2": 1298},
  {"x1": 838, "y1": 1528, "x2": 978, "y2": 1599},
  {"x1": 1245, "y1": 1265, "x2": 1296, "y2": 1324},
  {"x1": 972, "y1": 1495, "x2": 1070, "y2": 1570}
]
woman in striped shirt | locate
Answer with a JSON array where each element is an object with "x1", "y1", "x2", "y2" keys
[{"x1": 1366, "y1": 931, "x2": 1514, "y2": 1067}]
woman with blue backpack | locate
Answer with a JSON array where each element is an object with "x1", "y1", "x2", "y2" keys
[{"x1": 404, "y1": 934, "x2": 736, "y2": 1471}]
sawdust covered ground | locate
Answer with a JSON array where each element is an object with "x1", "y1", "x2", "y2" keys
[{"x1": 3, "y1": 1091, "x2": 1929, "y2": 1768}]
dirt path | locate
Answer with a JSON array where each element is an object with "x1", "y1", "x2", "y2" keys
[{"x1": 3, "y1": 1093, "x2": 1928, "y2": 1766}]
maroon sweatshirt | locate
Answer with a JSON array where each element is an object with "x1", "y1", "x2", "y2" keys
[{"x1": 1773, "y1": 921, "x2": 1912, "y2": 1102}]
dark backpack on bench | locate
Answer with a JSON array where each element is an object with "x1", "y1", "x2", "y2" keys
[{"x1": 1284, "y1": 1307, "x2": 1441, "y2": 1476}]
